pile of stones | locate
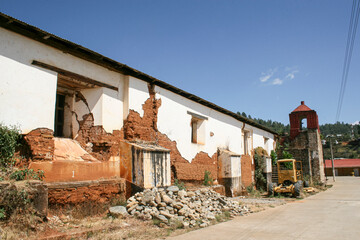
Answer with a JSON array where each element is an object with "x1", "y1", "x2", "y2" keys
[{"x1": 125, "y1": 186, "x2": 250, "y2": 228}]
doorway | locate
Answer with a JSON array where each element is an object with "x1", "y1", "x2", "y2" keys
[{"x1": 54, "y1": 93, "x2": 65, "y2": 137}]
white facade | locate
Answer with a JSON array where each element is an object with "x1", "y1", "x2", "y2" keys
[
  {"x1": 0, "y1": 24, "x2": 276, "y2": 164},
  {"x1": 0, "y1": 28, "x2": 124, "y2": 134}
]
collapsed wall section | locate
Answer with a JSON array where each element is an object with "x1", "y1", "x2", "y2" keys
[
  {"x1": 124, "y1": 83, "x2": 220, "y2": 183},
  {"x1": 47, "y1": 178, "x2": 126, "y2": 205}
]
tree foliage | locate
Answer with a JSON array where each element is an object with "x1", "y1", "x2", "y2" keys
[{"x1": 236, "y1": 112, "x2": 359, "y2": 139}]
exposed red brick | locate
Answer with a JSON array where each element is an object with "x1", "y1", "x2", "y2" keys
[
  {"x1": 47, "y1": 179, "x2": 126, "y2": 205},
  {"x1": 241, "y1": 154, "x2": 253, "y2": 187},
  {"x1": 122, "y1": 83, "x2": 219, "y2": 182},
  {"x1": 173, "y1": 152, "x2": 218, "y2": 181},
  {"x1": 123, "y1": 84, "x2": 161, "y2": 142},
  {"x1": 24, "y1": 128, "x2": 54, "y2": 161},
  {"x1": 75, "y1": 113, "x2": 124, "y2": 161}
]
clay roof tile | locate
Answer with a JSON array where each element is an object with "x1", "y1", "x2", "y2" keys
[{"x1": 292, "y1": 101, "x2": 312, "y2": 112}]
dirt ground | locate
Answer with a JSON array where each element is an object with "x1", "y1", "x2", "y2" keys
[{"x1": 0, "y1": 185, "x2": 329, "y2": 240}]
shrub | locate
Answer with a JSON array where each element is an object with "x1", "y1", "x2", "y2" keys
[
  {"x1": 203, "y1": 170, "x2": 213, "y2": 186},
  {"x1": 9, "y1": 168, "x2": 45, "y2": 181},
  {"x1": 0, "y1": 187, "x2": 30, "y2": 221},
  {"x1": 0, "y1": 124, "x2": 21, "y2": 168},
  {"x1": 254, "y1": 148, "x2": 267, "y2": 191},
  {"x1": 270, "y1": 150, "x2": 277, "y2": 166},
  {"x1": 281, "y1": 150, "x2": 293, "y2": 159},
  {"x1": 0, "y1": 207, "x2": 5, "y2": 220}
]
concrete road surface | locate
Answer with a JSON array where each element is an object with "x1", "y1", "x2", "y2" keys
[{"x1": 169, "y1": 177, "x2": 360, "y2": 240}]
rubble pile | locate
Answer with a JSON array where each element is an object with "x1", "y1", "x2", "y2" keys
[{"x1": 126, "y1": 186, "x2": 249, "y2": 228}]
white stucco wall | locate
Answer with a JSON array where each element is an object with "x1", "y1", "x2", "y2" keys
[
  {"x1": 0, "y1": 28, "x2": 124, "y2": 133},
  {"x1": 102, "y1": 88, "x2": 123, "y2": 132},
  {"x1": 154, "y1": 86, "x2": 245, "y2": 162},
  {"x1": 0, "y1": 53, "x2": 57, "y2": 133},
  {"x1": 128, "y1": 76, "x2": 150, "y2": 117},
  {"x1": 142, "y1": 85, "x2": 274, "y2": 163},
  {"x1": 252, "y1": 126, "x2": 275, "y2": 155}
]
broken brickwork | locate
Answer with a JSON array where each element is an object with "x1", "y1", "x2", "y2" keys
[
  {"x1": 47, "y1": 178, "x2": 126, "y2": 205},
  {"x1": 74, "y1": 92, "x2": 124, "y2": 162},
  {"x1": 25, "y1": 83, "x2": 238, "y2": 187},
  {"x1": 241, "y1": 155, "x2": 253, "y2": 188},
  {"x1": 24, "y1": 128, "x2": 54, "y2": 161},
  {"x1": 287, "y1": 101, "x2": 325, "y2": 183},
  {"x1": 122, "y1": 84, "x2": 218, "y2": 183},
  {"x1": 75, "y1": 112, "x2": 124, "y2": 161}
]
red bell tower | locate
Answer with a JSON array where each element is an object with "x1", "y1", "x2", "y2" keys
[{"x1": 289, "y1": 101, "x2": 319, "y2": 139}]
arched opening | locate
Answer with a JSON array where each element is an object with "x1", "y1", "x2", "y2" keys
[{"x1": 300, "y1": 117, "x2": 308, "y2": 131}]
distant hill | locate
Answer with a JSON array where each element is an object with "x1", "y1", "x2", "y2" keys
[
  {"x1": 237, "y1": 112, "x2": 360, "y2": 159},
  {"x1": 236, "y1": 111, "x2": 359, "y2": 140},
  {"x1": 236, "y1": 112, "x2": 290, "y2": 134},
  {"x1": 323, "y1": 139, "x2": 360, "y2": 159}
]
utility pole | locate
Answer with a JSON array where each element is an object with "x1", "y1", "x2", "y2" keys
[{"x1": 330, "y1": 138, "x2": 336, "y2": 182}]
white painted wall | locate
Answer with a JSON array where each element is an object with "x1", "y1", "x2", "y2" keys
[
  {"x1": 252, "y1": 127, "x2": 275, "y2": 155},
  {"x1": 0, "y1": 54, "x2": 57, "y2": 133},
  {"x1": 102, "y1": 88, "x2": 123, "y2": 133},
  {"x1": 0, "y1": 28, "x2": 125, "y2": 133},
  {"x1": 128, "y1": 76, "x2": 150, "y2": 118},
  {"x1": 153, "y1": 86, "x2": 244, "y2": 161},
  {"x1": 152, "y1": 85, "x2": 275, "y2": 162}
]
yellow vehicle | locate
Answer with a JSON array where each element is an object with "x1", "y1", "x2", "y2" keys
[{"x1": 269, "y1": 159, "x2": 309, "y2": 197}]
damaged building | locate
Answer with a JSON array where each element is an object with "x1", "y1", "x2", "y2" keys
[
  {"x1": 0, "y1": 13, "x2": 277, "y2": 200},
  {"x1": 287, "y1": 101, "x2": 326, "y2": 184}
]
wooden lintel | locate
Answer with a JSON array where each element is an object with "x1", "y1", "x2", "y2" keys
[{"x1": 32, "y1": 60, "x2": 118, "y2": 91}]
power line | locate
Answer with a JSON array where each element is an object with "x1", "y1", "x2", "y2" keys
[{"x1": 336, "y1": 0, "x2": 360, "y2": 122}]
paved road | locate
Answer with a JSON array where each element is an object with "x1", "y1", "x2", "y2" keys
[{"x1": 169, "y1": 177, "x2": 360, "y2": 240}]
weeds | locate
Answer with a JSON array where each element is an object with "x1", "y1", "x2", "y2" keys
[
  {"x1": 174, "y1": 179, "x2": 186, "y2": 190},
  {"x1": 0, "y1": 188, "x2": 30, "y2": 220},
  {"x1": 246, "y1": 184, "x2": 262, "y2": 198},
  {"x1": 215, "y1": 211, "x2": 231, "y2": 223},
  {"x1": 152, "y1": 218, "x2": 162, "y2": 226},
  {"x1": 203, "y1": 170, "x2": 213, "y2": 186},
  {"x1": 0, "y1": 207, "x2": 5, "y2": 219},
  {"x1": 49, "y1": 201, "x2": 111, "y2": 219},
  {"x1": 169, "y1": 219, "x2": 184, "y2": 230},
  {"x1": 9, "y1": 168, "x2": 45, "y2": 181}
]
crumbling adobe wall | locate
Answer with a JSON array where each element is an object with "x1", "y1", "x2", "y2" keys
[
  {"x1": 24, "y1": 128, "x2": 54, "y2": 161},
  {"x1": 74, "y1": 92, "x2": 124, "y2": 162},
  {"x1": 47, "y1": 178, "x2": 126, "y2": 205},
  {"x1": 123, "y1": 84, "x2": 219, "y2": 182},
  {"x1": 241, "y1": 155, "x2": 253, "y2": 187},
  {"x1": 24, "y1": 83, "x2": 220, "y2": 184},
  {"x1": 174, "y1": 152, "x2": 218, "y2": 182},
  {"x1": 74, "y1": 112, "x2": 124, "y2": 161}
]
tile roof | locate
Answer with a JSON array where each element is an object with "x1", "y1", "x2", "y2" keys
[
  {"x1": 292, "y1": 101, "x2": 312, "y2": 112},
  {"x1": 324, "y1": 159, "x2": 360, "y2": 168}
]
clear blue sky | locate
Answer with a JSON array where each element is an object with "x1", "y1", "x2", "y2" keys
[{"x1": 1, "y1": 0, "x2": 359, "y2": 125}]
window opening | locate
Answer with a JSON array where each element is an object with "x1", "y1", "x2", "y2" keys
[
  {"x1": 264, "y1": 137, "x2": 269, "y2": 152},
  {"x1": 191, "y1": 119, "x2": 198, "y2": 143},
  {"x1": 243, "y1": 130, "x2": 249, "y2": 155},
  {"x1": 300, "y1": 117, "x2": 308, "y2": 131},
  {"x1": 190, "y1": 117, "x2": 205, "y2": 144}
]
